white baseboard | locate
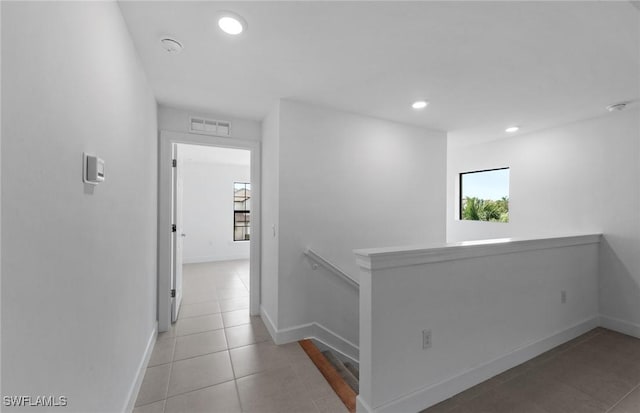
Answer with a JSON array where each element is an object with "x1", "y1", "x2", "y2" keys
[
  {"x1": 183, "y1": 254, "x2": 249, "y2": 264},
  {"x1": 600, "y1": 315, "x2": 640, "y2": 339},
  {"x1": 259, "y1": 305, "x2": 359, "y2": 363},
  {"x1": 312, "y1": 322, "x2": 359, "y2": 364},
  {"x1": 369, "y1": 316, "x2": 599, "y2": 413},
  {"x1": 259, "y1": 305, "x2": 280, "y2": 342},
  {"x1": 123, "y1": 323, "x2": 157, "y2": 413},
  {"x1": 356, "y1": 396, "x2": 374, "y2": 413}
]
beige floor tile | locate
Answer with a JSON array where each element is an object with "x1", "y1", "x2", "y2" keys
[
  {"x1": 219, "y1": 296, "x2": 250, "y2": 313},
  {"x1": 609, "y1": 386, "x2": 640, "y2": 413},
  {"x1": 558, "y1": 343, "x2": 640, "y2": 386},
  {"x1": 291, "y1": 356, "x2": 336, "y2": 402},
  {"x1": 502, "y1": 373, "x2": 607, "y2": 413},
  {"x1": 157, "y1": 323, "x2": 176, "y2": 340},
  {"x1": 164, "y1": 381, "x2": 241, "y2": 413},
  {"x1": 451, "y1": 387, "x2": 548, "y2": 413},
  {"x1": 419, "y1": 397, "x2": 459, "y2": 413},
  {"x1": 175, "y1": 313, "x2": 224, "y2": 336},
  {"x1": 229, "y1": 341, "x2": 293, "y2": 378},
  {"x1": 217, "y1": 287, "x2": 249, "y2": 301},
  {"x1": 135, "y1": 364, "x2": 171, "y2": 407},
  {"x1": 236, "y1": 365, "x2": 318, "y2": 413},
  {"x1": 533, "y1": 355, "x2": 635, "y2": 407},
  {"x1": 449, "y1": 376, "x2": 502, "y2": 405},
  {"x1": 222, "y1": 309, "x2": 252, "y2": 328},
  {"x1": 148, "y1": 336, "x2": 176, "y2": 367},
  {"x1": 173, "y1": 329, "x2": 228, "y2": 361},
  {"x1": 133, "y1": 400, "x2": 165, "y2": 413},
  {"x1": 313, "y1": 392, "x2": 349, "y2": 413},
  {"x1": 225, "y1": 321, "x2": 270, "y2": 349},
  {"x1": 214, "y1": 278, "x2": 247, "y2": 288},
  {"x1": 179, "y1": 300, "x2": 221, "y2": 319},
  {"x1": 181, "y1": 291, "x2": 218, "y2": 305},
  {"x1": 168, "y1": 351, "x2": 234, "y2": 397}
]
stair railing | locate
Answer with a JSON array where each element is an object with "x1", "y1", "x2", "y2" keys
[{"x1": 305, "y1": 247, "x2": 360, "y2": 289}]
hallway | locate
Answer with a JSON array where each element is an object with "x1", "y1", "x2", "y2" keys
[{"x1": 134, "y1": 260, "x2": 347, "y2": 413}]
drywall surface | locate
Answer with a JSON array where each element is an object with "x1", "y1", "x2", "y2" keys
[
  {"x1": 276, "y1": 100, "x2": 447, "y2": 343},
  {"x1": 446, "y1": 109, "x2": 640, "y2": 333},
  {"x1": 357, "y1": 236, "x2": 600, "y2": 411},
  {"x1": 158, "y1": 105, "x2": 261, "y2": 141},
  {"x1": 260, "y1": 103, "x2": 280, "y2": 324},
  {"x1": 182, "y1": 161, "x2": 250, "y2": 263},
  {"x1": 2, "y1": 2, "x2": 158, "y2": 412}
]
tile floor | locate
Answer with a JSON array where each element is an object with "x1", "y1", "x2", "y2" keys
[
  {"x1": 135, "y1": 261, "x2": 640, "y2": 413},
  {"x1": 134, "y1": 260, "x2": 348, "y2": 413},
  {"x1": 422, "y1": 327, "x2": 640, "y2": 413}
]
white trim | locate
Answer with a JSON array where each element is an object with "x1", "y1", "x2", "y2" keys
[
  {"x1": 354, "y1": 234, "x2": 601, "y2": 270},
  {"x1": 312, "y1": 322, "x2": 359, "y2": 364},
  {"x1": 158, "y1": 131, "x2": 262, "y2": 332},
  {"x1": 183, "y1": 254, "x2": 250, "y2": 264},
  {"x1": 259, "y1": 305, "x2": 359, "y2": 363},
  {"x1": 305, "y1": 247, "x2": 359, "y2": 289},
  {"x1": 123, "y1": 324, "x2": 157, "y2": 413},
  {"x1": 600, "y1": 315, "x2": 640, "y2": 339},
  {"x1": 259, "y1": 305, "x2": 280, "y2": 342},
  {"x1": 356, "y1": 396, "x2": 375, "y2": 413},
  {"x1": 370, "y1": 316, "x2": 599, "y2": 413}
]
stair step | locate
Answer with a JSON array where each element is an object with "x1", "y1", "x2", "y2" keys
[
  {"x1": 299, "y1": 340, "x2": 356, "y2": 413},
  {"x1": 344, "y1": 361, "x2": 359, "y2": 380},
  {"x1": 322, "y1": 350, "x2": 359, "y2": 394}
]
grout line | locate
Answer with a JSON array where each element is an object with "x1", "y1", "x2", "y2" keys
[
  {"x1": 605, "y1": 382, "x2": 640, "y2": 413},
  {"x1": 174, "y1": 325, "x2": 226, "y2": 338},
  {"x1": 164, "y1": 377, "x2": 238, "y2": 402}
]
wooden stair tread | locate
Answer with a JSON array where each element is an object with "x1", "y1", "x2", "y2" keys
[
  {"x1": 322, "y1": 350, "x2": 359, "y2": 393},
  {"x1": 299, "y1": 339, "x2": 356, "y2": 413},
  {"x1": 344, "y1": 361, "x2": 360, "y2": 380}
]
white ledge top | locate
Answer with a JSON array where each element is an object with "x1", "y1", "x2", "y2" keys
[{"x1": 354, "y1": 233, "x2": 601, "y2": 271}]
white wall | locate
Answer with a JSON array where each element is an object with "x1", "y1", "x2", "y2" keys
[
  {"x1": 447, "y1": 109, "x2": 640, "y2": 334},
  {"x1": 260, "y1": 103, "x2": 280, "y2": 324},
  {"x1": 182, "y1": 161, "x2": 250, "y2": 263},
  {"x1": 158, "y1": 105, "x2": 261, "y2": 141},
  {"x1": 262, "y1": 100, "x2": 447, "y2": 347},
  {"x1": 2, "y1": 3, "x2": 157, "y2": 412},
  {"x1": 356, "y1": 235, "x2": 600, "y2": 412}
]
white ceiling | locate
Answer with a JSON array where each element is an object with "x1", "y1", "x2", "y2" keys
[
  {"x1": 179, "y1": 144, "x2": 250, "y2": 166},
  {"x1": 119, "y1": 1, "x2": 639, "y2": 145}
]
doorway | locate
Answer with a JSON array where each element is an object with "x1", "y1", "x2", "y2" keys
[{"x1": 158, "y1": 131, "x2": 261, "y2": 332}]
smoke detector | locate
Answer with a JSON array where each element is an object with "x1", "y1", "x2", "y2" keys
[
  {"x1": 606, "y1": 102, "x2": 629, "y2": 112},
  {"x1": 160, "y1": 38, "x2": 183, "y2": 54}
]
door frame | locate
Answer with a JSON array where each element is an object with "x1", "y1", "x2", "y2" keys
[{"x1": 158, "y1": 130, "x2": 261, "y2": 332}]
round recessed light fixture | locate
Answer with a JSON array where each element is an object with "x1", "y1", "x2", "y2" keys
[
  {"x1": 606, "y1": 102, "x2": 629, "y2": 112},
  {"x1": 160, "y1": 38, "x2": 183, "y2": 54},
  {"x1": 217, "y1": 12, "x2": 247, "y2": 35},
  {"x1": 505, "y1": 126, "x2": 519, "y2": 133},
  {"x1": 412, "y1": 100, "x2": 429, "y2": 109}
]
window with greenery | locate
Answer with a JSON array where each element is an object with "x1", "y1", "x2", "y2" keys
[
  {"x1": 234, "y1": 182, "x2": 251, "y2": 241},
  {"x1": 460, "y1": 168, "x2": 509, "y2": 223}
]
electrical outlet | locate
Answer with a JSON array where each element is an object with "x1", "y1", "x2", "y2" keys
[
  {"x1": 422, "y1": 329, "x2": 432, "y2": 349},
  {"x1": 561, "y1": 290, "x2": 567, "y2": 304}
]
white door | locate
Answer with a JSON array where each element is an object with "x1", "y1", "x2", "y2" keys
[{"x1": 171, "y1": 143, "x2": 184, "y2": 322}]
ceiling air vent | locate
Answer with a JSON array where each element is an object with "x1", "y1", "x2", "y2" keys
[{"x1": 189, "y1": 116, "x2": 231, "y2": 137}]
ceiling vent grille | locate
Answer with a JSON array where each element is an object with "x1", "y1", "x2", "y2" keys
[{"x1": 189, "y1": 116, "x2": 231, "y2": 137}]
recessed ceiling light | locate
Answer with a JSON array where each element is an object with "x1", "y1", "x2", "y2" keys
[
  {"x1": 505, "y1": 126, "x2": 519, "y2": 133},
  {"x1": 160, "y1": 38, "x2": 183, "y2": 54},
  {"x1": 412, "y1": 100, "x2": 429, "y2": 109},
  {"x1": 217, "y1": 12, "x2": 247, "y2": 35},
  {"x1": 606, "y1": 102, "x2": 628, "y2": 112}
]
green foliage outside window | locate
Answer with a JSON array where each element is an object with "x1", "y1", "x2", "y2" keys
[{"x1": 461, "y1": 196, "x2": 509, "y2": 223}]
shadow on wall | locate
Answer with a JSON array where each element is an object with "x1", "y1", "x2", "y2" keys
[
  {"x1": 304, "y1": 253, "x2": 360, "y2": 350},
  {"x1": 599, "y1": 236, "x2": 640, "y2": 326}
]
